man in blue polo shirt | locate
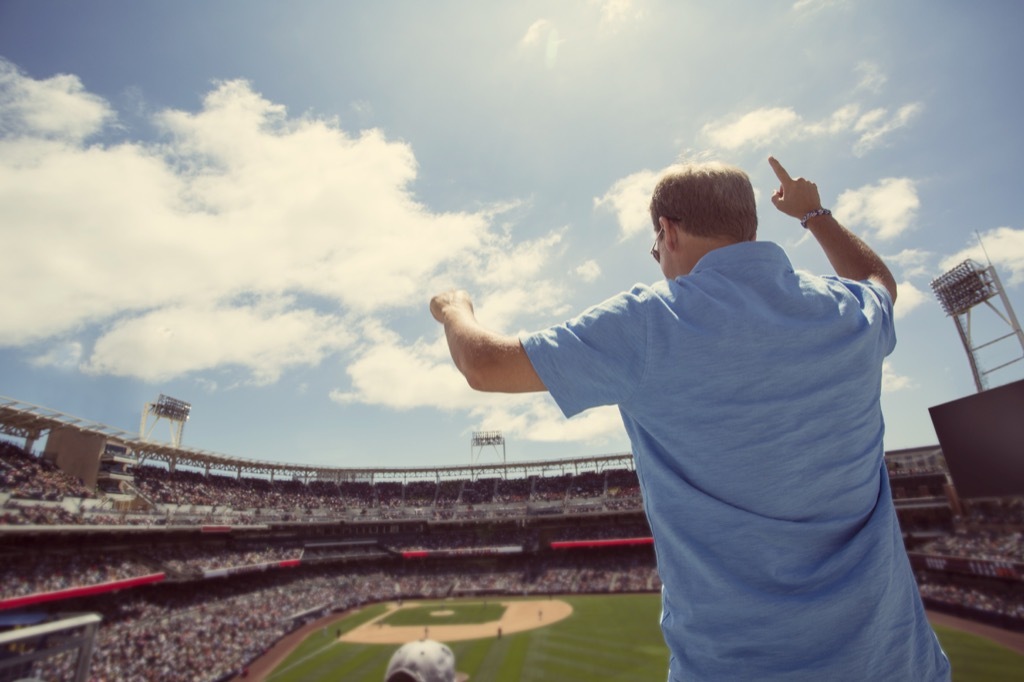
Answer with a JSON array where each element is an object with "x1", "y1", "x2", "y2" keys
[{"x1": 429, "y1": 157, "x2": 950, "y2": 680}]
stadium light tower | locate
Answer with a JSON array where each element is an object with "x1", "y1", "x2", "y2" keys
[
  {"x1": 471, "y1": 430, "x2": 506, "y2": 465},
  {"x1": 931, "y1": 259, "x2": 1024, "y2": 392},
  {"x1": 140, "y1": 394, "x2": 191, "y2": 448}
]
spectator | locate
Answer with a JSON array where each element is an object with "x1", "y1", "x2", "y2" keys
[
  {"x1": 385, "y1": 639, "x2": 464, "y2": 682},
  {"x1": 430, "y1": 158, "x2": 950, "y2": 680}
]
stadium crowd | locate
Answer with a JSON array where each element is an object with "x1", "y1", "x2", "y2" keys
[
  {"x1": 4, "y1": 435, "x2": 1024, "y2": 681},
  {"x1": 919, "y1": 530, "x2": 1024, "y2": 562},
  {"x1": 1, "y1": 553, "x2": 155, "y2": 600},
  {"x1": 0, "y1": 545, "x2": 303, "y2": 599},
  {"x1": 129, "y1": 464, "x2": 633, "y2": 514},
  {"x1": 3, "y1": 522, "x2": 660, "y2": 600},
  {"x1": 962, "y1": 497, "x2": 1024, "y2": 526},
  {"x1": 2, "y1": 441, "x2": 644, "y2": 527},
  {"x1": 1, "y1": 501, "x2": 87, "y2": 526},
  {"x1": 85, "y1": 573, "x2": 345, "y2": 682},
  {"x1": 918, "y1": 580, "x2": 1024, "y2": 621},
  {"x1": 1, "y1": 441, "x2": 93, "y2": 501},
  {"x1": 132, "y1": 466, "x2": 352, "y2": 514},
  {"x1": 0, "y1": 500, "x2": 168, "y2": 527}
]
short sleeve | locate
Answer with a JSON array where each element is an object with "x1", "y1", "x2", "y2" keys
[
  {"x1": 825, "y1": 276, "x2": 897, "y2": 357},
  {"x1": 520, "y1": 287, "x2": 650, "y2": 418}
]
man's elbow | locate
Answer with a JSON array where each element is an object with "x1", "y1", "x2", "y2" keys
[
  {"x1": 455, "y1": 347, "x2": 498, "y2": 392},
  {"x1": 458, "y1": 347, "x2": 527, "y2": 393},
  {"x1": 870, "y1": 273, "x2": 897, "y2": 304},
  {"x1": 461, "y1": 364, "x2": 492, "y2": 392}
]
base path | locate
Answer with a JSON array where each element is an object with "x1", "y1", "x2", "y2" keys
[{"x1": 340, "y1": 598, "x2": 573, "y2": 644}]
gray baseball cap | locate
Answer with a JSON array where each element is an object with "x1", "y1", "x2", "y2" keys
[{"x1": 384, "y1": 639, "x2": 456, "y2": 682}]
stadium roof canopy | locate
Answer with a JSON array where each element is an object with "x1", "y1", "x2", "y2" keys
[{"x1": 0, "y1": 396, "x2": 633, "y2": 481}]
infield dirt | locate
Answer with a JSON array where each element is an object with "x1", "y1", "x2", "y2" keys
[{"x1": 340, "y1": 598, "x2": 573, "y2": 644}]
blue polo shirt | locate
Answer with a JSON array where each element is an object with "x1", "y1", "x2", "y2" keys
[{"x1": 521, "y1": 241, "x2": 949, "y2": 681}]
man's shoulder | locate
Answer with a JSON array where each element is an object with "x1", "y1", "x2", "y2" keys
[
  {"x1": 588, "y1": 282, "x2": 663, "y2": 311},
  {"x1": 817, "y1": 273, "x2": 895, "y2": 312}
]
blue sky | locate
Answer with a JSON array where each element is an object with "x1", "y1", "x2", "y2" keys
[{"x1": 2, "y1": 0, "x2": 1023, "y2": 469}]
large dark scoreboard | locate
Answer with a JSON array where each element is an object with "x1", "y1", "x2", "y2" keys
[{"x1": 929, "y1": 378, "x2": 1024, "y2": 498}]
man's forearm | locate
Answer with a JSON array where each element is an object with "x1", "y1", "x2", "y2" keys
[
  {"x1": 805, "y1": 213, "x2": 898, "y2": 302},
  {"x1": 439, "y1": 306, "x2": 490, "y2": 387},
  {"x1": 430, "y1": 289, "x2": 546, "y2": 393}
]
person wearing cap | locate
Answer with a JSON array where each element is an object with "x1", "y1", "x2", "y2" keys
[
  {"x1": 384, "y1": 639, "x2": 467, "y2": 682},
  {"x1": 430, "y1": 157, "x2": 951, "y2": 681}
]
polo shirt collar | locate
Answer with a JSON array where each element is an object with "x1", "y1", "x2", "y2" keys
[{"x1": 687, "y1": 240, "x2": 792, "y2": 277}]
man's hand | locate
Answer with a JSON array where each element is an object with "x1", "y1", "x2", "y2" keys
[
  {"x1": 430, "y1": 289, "x2": 474, "y2": 324},
  {"x1": 768, "y1": 156, "x2": 822, "y2": 220},
  {"x1": 767, "y1": 156, "x2": 897, "y2": 302}
]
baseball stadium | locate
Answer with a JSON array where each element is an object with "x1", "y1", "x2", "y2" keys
[{"x1": 1, "y1": 394, "x2": 1024, "y2": 681}]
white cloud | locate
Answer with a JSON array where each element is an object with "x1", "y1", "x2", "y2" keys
[
  {"x1": 700, "y1": 107, "x2": 800, "y2": 151},
  {"x1": 594, "y1": 168, "x2": 660, "y2": 239},
  {"x1": 575, "y1": 260, "x2": 601, "y2": 282},
  {"x1": 476, "y1": 282, "x2": 570, "y2": 332},
  {"x1": 882, "y1": 360, "x2": 914, "y2": 392},
  {"x1": 803, "y1": 104, "x2": 860, "y2": 136},
  {"x1": 521, "y1": 19, "x2": 552, "y2": 47},
  {"x1": 0, "y1": 66, "x2": 564, "y2": 387},
  {"x1": 940, "y1": 227, "x2": 1024, "y2": 285},
  {"x1": 887, "y1": 248, "x2": 933, "y2": 279},
  {"x1": 700, "y1": 101, "x2": 922, "y2": 156},
  {"x1": 853, "y1": 103, "x2": 922, "y2": 155},
  {"x1": 0, "y1": 60, "x2": 114, "y2": 141},
  {"x1": 474, "y1": 231, "x2": 564, "y2": 287},
  {"x1": 855, "y1": 62, "x2": 887, "y2": 93},
  {"x1": 894, "y1": 280, "x2": 929, "y2": 320},
  {"x1": 834, "y1": 177, "x2": 920, "y2": 240},
  {"x1": 82, "y1": 297, "x2": 356, "y2": 383},
  {"x1": 475, "y1": 401, "x2": 624, "y2": 444},
  {"x1": 591, "y1": 0, "x2": 642, "y2": 25},
  {"x1": 792, "y1": 0, "x2": 848, "y2": 13},
  {"x1": 520, "y1": 19, "x2": 562, "y2": 69},
  {"x1": 331, "y1": 333, "x2": 477, "y2": 411},
  {"x1": 29, "y1": 341, "x2": 83, "y2": 371}
]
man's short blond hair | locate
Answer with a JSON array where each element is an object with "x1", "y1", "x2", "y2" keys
[{"x1": 649, "y1": 162, "x2": 757, "y2": 242}]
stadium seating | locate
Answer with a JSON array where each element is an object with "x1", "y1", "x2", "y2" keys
[{"x1": 2, "y1": 436, "x2": 1023, "y2": 681}]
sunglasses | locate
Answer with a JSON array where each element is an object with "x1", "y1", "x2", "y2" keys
[{"x1": 651, "y1": 226, "x2": 665, "y2": 263}]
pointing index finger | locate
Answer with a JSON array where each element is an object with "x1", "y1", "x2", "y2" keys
[{"x1": 768, "y1": 156, "x2": 792, "y2": 184}]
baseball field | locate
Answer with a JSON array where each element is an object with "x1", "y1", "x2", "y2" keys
[{"x1": 253, "y1": 594, "x2": 1024, "y2": 682}]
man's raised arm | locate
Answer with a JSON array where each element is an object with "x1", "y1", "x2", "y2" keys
[
  {"x1": 430, "y1": 289, "x2": 547, "y2": 393},
  {"x1": 768, "y1": 156, "x2": 898, "y2": 303}
]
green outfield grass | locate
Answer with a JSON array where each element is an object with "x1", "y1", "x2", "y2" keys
[
  {"x1": 266, "y1": 594, "x2": 1024, "y2": 682},
  {"x1": 934, "y1": 625, "x2": 1024, "y2": 682}
]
